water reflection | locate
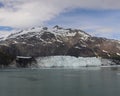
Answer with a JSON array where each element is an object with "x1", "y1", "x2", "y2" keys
[
  {"x1": 101, "y1": 66, "x2": 120, "y2": 71},
  {"x1": 9, "y1": 76, "x2": 40, "y2": 81}
]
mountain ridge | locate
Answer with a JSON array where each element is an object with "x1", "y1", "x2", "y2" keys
[{"x1": 0, "y1": 25, "x2": 119, "y2": 67}]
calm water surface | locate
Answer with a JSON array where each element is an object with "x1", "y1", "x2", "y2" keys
[{"x1": 0, "y1": 67, "x2": 120, "y2": 96}]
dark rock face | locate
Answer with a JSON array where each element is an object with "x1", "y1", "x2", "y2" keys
[
  {"x1": 0, "y1": 26, "x2": 119, "y2": 67},
  {"x1": 0, "y1": 45, "x2": 15, "y2": 67},
  {"x1": 41, "y1": 32, "x2": 56, "y2": 40},
  {"x1": 16, "y1": 56, "x2": 36, "y2": 68},
  {"x1": 67, "y1": 46, "x2": 95, "y2": 57}
]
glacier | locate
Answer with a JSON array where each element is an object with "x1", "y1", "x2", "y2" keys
[{"x1": 36, "y1": 56, "x2": 110, "y2": 68}]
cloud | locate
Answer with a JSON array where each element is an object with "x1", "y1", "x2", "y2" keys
[
  {"x1": 0, "y1": 0, "x2": 61, "y2": 28},
  {"x1": 96, "y1": 28, "x2": 113, "y2": 33},
  {"x1": 87, "y1": 27, "x2": 120, "y2": 40},
  {"x1": 0, "y1": 0, "x2": 120, "y2": 28}
]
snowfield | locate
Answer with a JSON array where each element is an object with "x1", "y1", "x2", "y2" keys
[
  {"x1": 36, "y1": 56, "x2": 111, "y2": 68},
  {"x1": 0, "y1": 31, "x2": 11, "y2": 40}
]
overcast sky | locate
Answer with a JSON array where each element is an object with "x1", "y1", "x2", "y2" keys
[{"x1": 0, "y1": 0, "x2": 120, "y2": 40}]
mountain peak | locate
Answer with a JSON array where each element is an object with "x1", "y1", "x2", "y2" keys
[{"x1": 1, "y1": 26, "x2": 90, "y2": 41}]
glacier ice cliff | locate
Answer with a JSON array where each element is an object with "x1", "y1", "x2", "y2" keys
[{"x1": 36, "y1": 56, "x2": 113, "y2": 68}]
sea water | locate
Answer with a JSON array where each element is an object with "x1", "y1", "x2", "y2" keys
[{"x1": 0, "y1": 67, "x2": 120, "y2": 96}]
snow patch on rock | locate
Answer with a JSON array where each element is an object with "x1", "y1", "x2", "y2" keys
[
  {"x1": 116, "y1": 53, "x2": 120, "y2": 56},
  {"x1": 103, "y1": 50, "x2": 108, "y2": 53}
]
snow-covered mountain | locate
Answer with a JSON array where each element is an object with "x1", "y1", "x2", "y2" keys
[
  {"x1": 0, "y1": 25, "x2": 119, "y2": 67},
  {"x1": 8, "y1": 26, "x2": 89, "y2": 40}
]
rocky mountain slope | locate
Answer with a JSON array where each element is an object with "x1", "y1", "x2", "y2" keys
[{"x1": 0, "y1": 25, "x2": 120, "y2": 67}]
